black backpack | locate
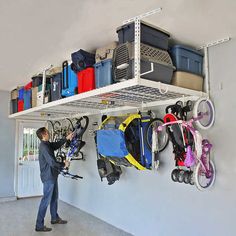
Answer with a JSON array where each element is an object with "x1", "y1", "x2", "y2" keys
[{"x1": 97, "y1": 157, "x2": 122, "y2": 185}]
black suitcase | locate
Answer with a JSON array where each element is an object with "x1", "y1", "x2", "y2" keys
[{"x1": 50, "y1": 73, "x2": 62, "y2": 101}]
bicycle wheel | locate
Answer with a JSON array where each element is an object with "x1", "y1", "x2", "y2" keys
[
  {"x1": 183, "y1": 171, "x2": 191, "y2": 184},
  {"x1": 144, "y1": 118, "x2": 169, "y2": 152},
  {"x1": 177, "y1": 170, "x2": 185, "y2": 183},
  {"x1": 194, "y1": 160, "x2": 216, "y2": 191},
  {"x1": 193, "y1": 98, "x2": 215, "y2": 130},
  {"x1": 171, "y1": 169, "x2": 179, "y2": 182}
]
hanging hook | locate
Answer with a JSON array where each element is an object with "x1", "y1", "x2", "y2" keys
[{"x1": 159, "y1": 83, "x2": 168, "y2": 94}]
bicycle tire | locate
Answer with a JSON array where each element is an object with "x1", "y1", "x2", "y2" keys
[
  {"x1": 171, "y1": 169, "x2": 179, "y2": 182},
  {"x1": 144, "y1": 118, "x2": 169, "y2": 152},
  {"x1": 183, "y1": 171, "x2": 191, "y2": 184},
  {"x1": 194, "y1": 160, "x2": 216, "y2": 191},
  {"x1": 177, "y1": 170, "x2": 185, "y2": 183},
  {"x1": 193, "y1": 98, "x2": 215, "y2": 130}
]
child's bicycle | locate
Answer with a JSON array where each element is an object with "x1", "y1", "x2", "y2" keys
[{"x1": 158, "y1": 98, "x2": 215, "y2": 190}]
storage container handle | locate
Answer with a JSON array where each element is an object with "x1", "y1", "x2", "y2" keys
[
  {"x1": 116, "y1": 63, "x2": 129, "y2": 70},
  {"x1": 62, "y1": 61, "x2": 69, "y2": 89},
  {"x1": 140, "y1": 62, "x2": 154, "y2": 76}
]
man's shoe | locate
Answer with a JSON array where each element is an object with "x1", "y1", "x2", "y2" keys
[
  {"x1": 51, "y1": 218, "x2": 68, "y2": 224},
  {"x1": 35, "y1": 226, "x2": 52, "y2": 232}
]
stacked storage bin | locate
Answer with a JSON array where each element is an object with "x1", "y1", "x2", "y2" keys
[
  {"x1": 114, "y1": 21, "x2": 175, "y2": 84},
  {"x1": 18, "y1": 87, "x2": 24, "y2": 112},
  {"x1": 94, "y1": 42, "x2": 117, "y2": 88},
  {"x1": 10, "y1": 88, "x2": 18, "y2": 114},
  {"x1": 169, "y1": 45, "x2": 204, "y2": 91},
  {"x1": 23, "y1": 82, "x2": 32, "y2": 110}
]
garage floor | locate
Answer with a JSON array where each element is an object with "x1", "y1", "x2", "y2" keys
[{"x1": 0, "y1": 197, "x2": 132, "y2": 236}]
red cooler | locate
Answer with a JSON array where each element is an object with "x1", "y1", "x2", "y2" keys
[{"x1": 78, "y1": 68, "x2": 95, "y2": 93}]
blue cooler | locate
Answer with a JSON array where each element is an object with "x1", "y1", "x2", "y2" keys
[
  {"x1": 23, "y1": 89, "x2": 32, "y2": 110},
  {"x1": 61, "y1": 61, "x2": 78, "y2": 97},
  {"x1": 94, "y1": 59, "x2": 113, "y2": 88},
  {"x1": 170, "y1": 45, "x2": 203, "y2": 75}
]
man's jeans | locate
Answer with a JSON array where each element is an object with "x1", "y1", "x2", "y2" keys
[{"x1": 36, "y1": 180, "x2": 59, "y2": 229}]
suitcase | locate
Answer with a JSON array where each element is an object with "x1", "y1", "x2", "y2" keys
[
  {"x1": 71, "y1": 49, "x2": 95, "y2": 73},
  {"x1": 18, "y1": 100, "x2": 24, "y2": 112},
  {"x1": 171, "y1": 71, "x2": 203, "y2": 91},
  {"x1": 78, "y1": 68, "x2": 95, "y2": 93},
  {"x1": 61, "y1": 61, "x2": 78, "y2": 97},
  {"x1": 95, "y1": 42, "x2": 117, "y2": 63},
  {"x1": 23, "y1": 89, "x2": 32, "y2": 110},
  {"x1": 51, "y1": 73, "x2": 62, "y2": 101},
  {"x1": 32, "y1": 87, "x2": 38, "y2": 107},
  {"x1": 94, "y1": 59, "x2": 113, "y2": 88}
]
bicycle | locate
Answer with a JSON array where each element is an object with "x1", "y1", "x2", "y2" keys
[{"x1": 157, "y1": 98, "x2": 216, "y2": 190}]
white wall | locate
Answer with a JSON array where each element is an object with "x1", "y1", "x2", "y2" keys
[
  {"x1": 0, "y1": 91, "x2": 16, "y2": 198},
  {"x1": 59, "y1": 39, "x2": 236, "y2": 236}
]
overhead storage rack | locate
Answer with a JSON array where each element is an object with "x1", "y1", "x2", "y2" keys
[{"x1": 8, "y1": 78, "x2": 207, "y2": 120}]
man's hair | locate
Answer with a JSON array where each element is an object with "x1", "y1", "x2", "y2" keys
[{"x1": 36, "y1": 127, "x2": 47, "y2": 140}]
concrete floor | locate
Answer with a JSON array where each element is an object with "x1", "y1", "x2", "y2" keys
[{"x1": 0, "y1": 197, "x2": 133, "y2": 236}]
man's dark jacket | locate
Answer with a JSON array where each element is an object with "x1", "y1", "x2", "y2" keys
[{"x1": 38, "y1": 139, "x2": 66, "y2": 183}]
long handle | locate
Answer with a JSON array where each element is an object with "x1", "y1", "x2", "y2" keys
[{"x1": 62, "y1": 61, "x2": 69, "y2": 89}]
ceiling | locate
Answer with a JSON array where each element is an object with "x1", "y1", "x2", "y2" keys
[{"x1": 0, "y1": 0, "x2": 235, "y2": 91}]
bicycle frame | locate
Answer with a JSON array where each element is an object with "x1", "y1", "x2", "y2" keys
[{"x1": 157, "y1": 117, "x2": 212, "y2": 177}]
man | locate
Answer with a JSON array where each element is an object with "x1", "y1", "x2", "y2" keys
[{"x1": 35, "y1": 127, "x2": 73, "y2": 232}]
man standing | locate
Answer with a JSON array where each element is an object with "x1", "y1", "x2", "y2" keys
[{"x1": 35, "y1": 127, "x2": 73, "y2": 232}]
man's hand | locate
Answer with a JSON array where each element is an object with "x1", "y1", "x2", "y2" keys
[
  {"x1": 64, "y1": 160, "x2": 70, "y2": 168},
  {"x1": 66, "y1": 132, "x2": 74, "y2": 141}
]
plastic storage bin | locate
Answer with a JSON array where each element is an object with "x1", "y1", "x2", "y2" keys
[
  {"x1": 171, "y1": 71, "x2": 203, "y2": 91},
  {"x1": 11, "y1": 99, "x2": 18, "y2": 114},
  {"x1": 18, "y1": 87, "x2": 24, "y2": 100},
  {"x1": 94, "y1": 59, "x2": 113, "y2": 88},
  {"x1": 51, "y1": 73, "x2": 62, "y2": 101},
  {"x1": 32, "y1": 87, "x2": 38, "y2": 108},
  {"x1": 95, "y1": 42, "x2": 117, "y2": 63},
  {"x1": 62, "y1": 61, "x2": 78, "y2": 97},
  {"x1": 78, "y1": 68, "x2": 95, "y2": 93},
  {"x1": 18, "y1": 100, "x2": 24, "y2": 112},
  {"x1": 170, "y1": 45, "x2": 203, "y2": 75},
  {"x1": 32, "y1": 75, "x2": 51, "y2": 87},
  {"x1": 116, "y1": 21, "x2": 170, "y2": 50},
  {"x1": 11, "y1": 89, "x2": 18, "y2": 100},
  {"x1": 23, "y1": 90, "x2": 32, "y2": 110}
]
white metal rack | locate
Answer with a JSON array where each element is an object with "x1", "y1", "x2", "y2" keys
[
  {"x1": 9, "y1": 78, "x2": 207, "y2": 120},
  {"x1": 10, "y1": 7, "x2": 226, "y2": 121}
]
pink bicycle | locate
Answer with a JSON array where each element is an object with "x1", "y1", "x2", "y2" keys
[{"x1": 158, "y1": 98, "x2": 216, "y2": 190}]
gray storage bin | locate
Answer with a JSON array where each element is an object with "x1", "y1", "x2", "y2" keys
[
  {"x1": 116, "y1": 21, "x2": 170, "y2": 50},
  {"x1": 113, "y1": 42, "x2": 174, "y2": 84}
]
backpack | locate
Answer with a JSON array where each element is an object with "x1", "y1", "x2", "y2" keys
[{"x1": 97, "y1": 157, "x2": 122, "y2": 185}]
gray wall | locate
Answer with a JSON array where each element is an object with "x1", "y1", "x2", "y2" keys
[
  {"x1": 59, "y1": 39, "x2": 236, "y2": 236},
  {"x1": 0, "y1": 91, "x2": 16, "y2": 198}
]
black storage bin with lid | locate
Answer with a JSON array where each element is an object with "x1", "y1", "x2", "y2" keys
[{"x1": 116, "y1": 21, "x2": 170, "y2": 50}]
